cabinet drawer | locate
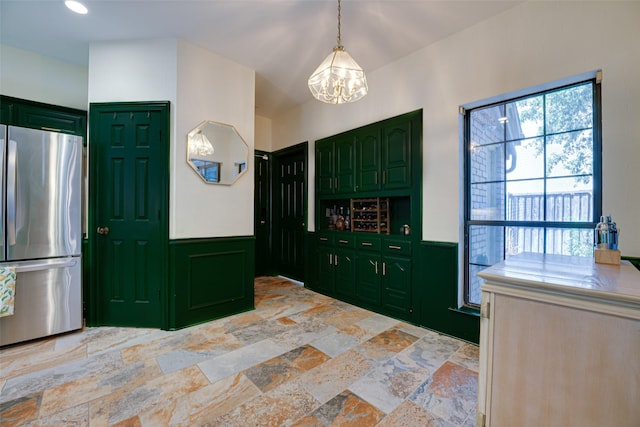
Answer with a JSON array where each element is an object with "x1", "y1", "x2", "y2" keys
[
  {"x1": 383, "y1": 239, "x2": 412, "y2": 256},
  {"x1": 356, "y1": 236, "x2": 381, "y2": 251},
  {"x1": 335, "y1": 235, "x2": 356, "y2": 248}
]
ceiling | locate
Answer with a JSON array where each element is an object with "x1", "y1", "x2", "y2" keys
[{"x1": 0, "y1": 0, "x2": 522, "y2": 118}]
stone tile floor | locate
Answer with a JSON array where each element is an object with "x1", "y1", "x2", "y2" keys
[{"x1": 0, "y1": 277, "x2": 479, "y2": 426}]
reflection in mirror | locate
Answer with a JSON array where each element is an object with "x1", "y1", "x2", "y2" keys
[{"x1": 187, "y1": 120, "x2": 249, "y2": 185}]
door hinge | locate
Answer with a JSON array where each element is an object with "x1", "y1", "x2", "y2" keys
[{"x1": 459, "y1": 106, "x2": 466, "y2": 115}]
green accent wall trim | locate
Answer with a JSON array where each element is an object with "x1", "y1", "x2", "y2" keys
[
  {"x1": 417, "y1": 241, "x2": 479, "y2": 344},
  {"x1": 169, "y1": 236, "x2": 255, "y2": 330}
]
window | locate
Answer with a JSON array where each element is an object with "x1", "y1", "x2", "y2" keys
[{"x1": 463, "y1": 79, "x2": 602, "y2": 306}]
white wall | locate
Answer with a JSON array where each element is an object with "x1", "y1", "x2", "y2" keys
[
  {"x1": 0, "y1": 44, "x2": 88, "y2": 110},
  {"x1": 175, "y1": 40, "x2": 255, "y2": 239},
  {"x1": 255, "y1": 115, "x2": 273, "y2": 152},
  {"x1": 88, "y1": 38, "x2": 255, "y2": 239},
  {"x1": 272, "y1": 1, "x2": 640, "y2": 257}
]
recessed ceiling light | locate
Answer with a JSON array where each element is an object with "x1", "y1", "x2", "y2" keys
[{"x1": 65, "y1": 1, "x2": 88, "y2": 15}]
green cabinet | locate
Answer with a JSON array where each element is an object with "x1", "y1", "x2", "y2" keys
[
  {"x1": 1, "y1": 95, "x2": 87, "y2": 137},
  {"x1": 322, "y1": 113, "x2": 416, "y2": 196},
  {"x1": 354, "y1": 119, "x2": 412, "y2": 192},
  {"x1": 316, "y1": 135, "x2": 355, "y2": 195},
  {"x1": 315, "y1": 233, "x2": 356, "y2": 298},
  {"x1": 315, "y1": 233, "x2": 412, "y2": 320}
]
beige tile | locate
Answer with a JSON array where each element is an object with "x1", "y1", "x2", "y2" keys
[
  {"x1": 88, "y1": 364, "x2": 210, "y2": 426},
  {"x1": 137, "y1": 373, "x2": 261, "y2": 426}
]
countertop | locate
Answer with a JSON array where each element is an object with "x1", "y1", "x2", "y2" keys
[{"x1": 478, "y1": 252, "x2": 640, "y2": 308}]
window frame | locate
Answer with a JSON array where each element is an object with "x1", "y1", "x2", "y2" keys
[{"x1": 462, "y1": 78, "x2": 602, "y2": 308}]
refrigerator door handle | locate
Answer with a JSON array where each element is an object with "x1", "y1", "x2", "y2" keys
[
  {"x1": 15, "y1": 259, "x2": 78, "y2": 273},
  {"x1": 6, "y1": 139, "x2": 17, "y2": 246}
]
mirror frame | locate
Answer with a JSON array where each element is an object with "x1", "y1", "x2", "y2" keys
[{"x1": 186, "y1": 120, "x2": 249, "y2": 185}]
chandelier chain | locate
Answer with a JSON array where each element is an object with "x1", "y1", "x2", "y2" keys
[{"x1": 337, "y1": 0, "x2": 342, "y2": 48}]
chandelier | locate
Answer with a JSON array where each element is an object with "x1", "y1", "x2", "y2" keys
[
  {"x1": 189, "y1": 130, "x2": 214, "y2": 157},
  {"x1": 308, "y1": 0, "x2": 368, "y2": 104}
]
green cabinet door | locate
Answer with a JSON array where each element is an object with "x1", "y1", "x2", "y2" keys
[
  {"x1": 316, "y1": 245, "x2": 335, "y2": 294},
  {"x1": 382, "y1": 255, "x2": 412, "y2": 316},
  {"x1": 316, "y1": 139, "x2": 334, "y2": 195},
  {"x1": 356, "y1": 252, "x2": 382, "y2": 306},
  {"x1": 317, "y1": 136, "x2": 355, "y2": 195},
  {"x1": 382, "y1": 120, "x2": 411, "y2": 190},
  {"x1": 335, "y1": 137, "x2": 355, "y2": 193},
  {"x1": 334, "y1": 248, "x2": 356, "y2": 299},
  {"x1": 355, "y1": 129, "x2": 381, "y2": 192}
]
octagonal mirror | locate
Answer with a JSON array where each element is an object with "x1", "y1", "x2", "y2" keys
[{"x1": 187, "y1": 120, "x2": 248, "y2": 185}]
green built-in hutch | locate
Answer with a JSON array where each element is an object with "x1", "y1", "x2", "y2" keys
[{"x1": 307, "y1": 110, "x2": 480, "y2": 343}]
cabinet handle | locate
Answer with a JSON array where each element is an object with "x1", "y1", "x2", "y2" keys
[
  {"x1": 382, "y1": 171, "x2": 387, "y2": 184},
  {"x1": 382, "y1": 262, "x2": 386, "y2": 276},
  {"x1": 369, "y1": 260, "x2": 378, "y2": 274},
  {"x1": 334, "y1": 177, "x2": 338, "y2": 189},
  {"x1": 334, "y1": 254, "x2": 338, "y2": 266},
  {"x1": 374, "y1": 172, "x2": 378, "y2": 185},
  {"x1": 361, "y1": 242, "x2": 373, "y2": 247},
  {"x1": 328, "y1": 254, "x2": 333, "y2": 265},
  {"x1": 338, "y1": 239, "x2": 349, "y2": 244},
  {"x1": 319, "y1": 237, "x2": 328, "y2": 241},
  {"x1": 388, "y1": 245, "x2": 402, "y2": 250}
]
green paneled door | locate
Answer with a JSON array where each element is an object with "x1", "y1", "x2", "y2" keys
[
  {"x1": 356, "y1": 252, "x2": 382, "y2": 306},
  {"x1": 355, "y1": 129, "x2": 381, "y2": 193},
  {"x1": 315, "y1": 140, "x2": 334, "y2": 194},
  {"x1": 334, "y1": 248, "x2": 356, "y2": 299},
  {"x1": 90, "y1": 102, "x2": 169, "y2": 328},
  {"x1": 274, "y1": 144, "x2": 307, "y2": 281},
  {"x1": 382, "y1": 120, "x2": 412, "y2": 190},
  {"x1": 335, "y1": 136, "x2": 355, "y2": 193},
  {"x1": 382, "y1": 255, "x2": 412, "y2": 316}
]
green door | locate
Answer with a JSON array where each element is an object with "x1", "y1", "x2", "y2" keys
[
  {"x1": 90, "y1": 102, "x2": 169, "y2": 328},
  {"x1": 274, "y1": 144, "x2": 307, "y2": 281},
  {"x1": 254, "y1": 151, "x2": 272, "y2": 276}
]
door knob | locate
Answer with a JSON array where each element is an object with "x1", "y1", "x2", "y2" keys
[{"x1": 96, "y1": 226, "x2": 110, "y2": 235}]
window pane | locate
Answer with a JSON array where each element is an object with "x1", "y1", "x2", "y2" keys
[
  {"x1": 470, "y1": 143, "x2": 504, "y2": 183},
  {"x1": 546, "y1": 130, "x2": 593, "y2": 177},
  {"x1": 510, "y1": 95, "x2": 544, "y2": 139},
  {"x1": 546, "y1": 228, "x2": 594, "y2": 257},
  {"x1": 546, "y1": 177, "x2": 593, "y2": 222},
  {"x1": 471, "y1": 182, "x2": 505, "y2": 220},
  {"x1": 506, "y1": 226, "x2": 544, "y2": 256},
  {"x1": 468, "y1": 264, "x2": 487, "y2": 306},
  {"x1": 470, "y1": 105, "x2": 505, "y2": 145},
  {"x1": 506, "y1": 180, "x2": 544, "y2": 221},
  {"x1": 469, "y1": 225, "x2": 504, "y2": 266},
  {"x1": 546, "y1": 83, "x2": 593, "y2": 134},
  {"x1": 506, "y1": 138, "x2": 544, "y2": 180}
]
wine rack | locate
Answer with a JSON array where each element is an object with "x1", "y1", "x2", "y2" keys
[{"x1": 350, "y1": 198, "x2": 390, "y2": 234}]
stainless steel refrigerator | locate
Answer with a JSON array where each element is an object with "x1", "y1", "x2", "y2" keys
[{"x1": 0, "y1": 124, "x2": 83, "y2": 346}]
